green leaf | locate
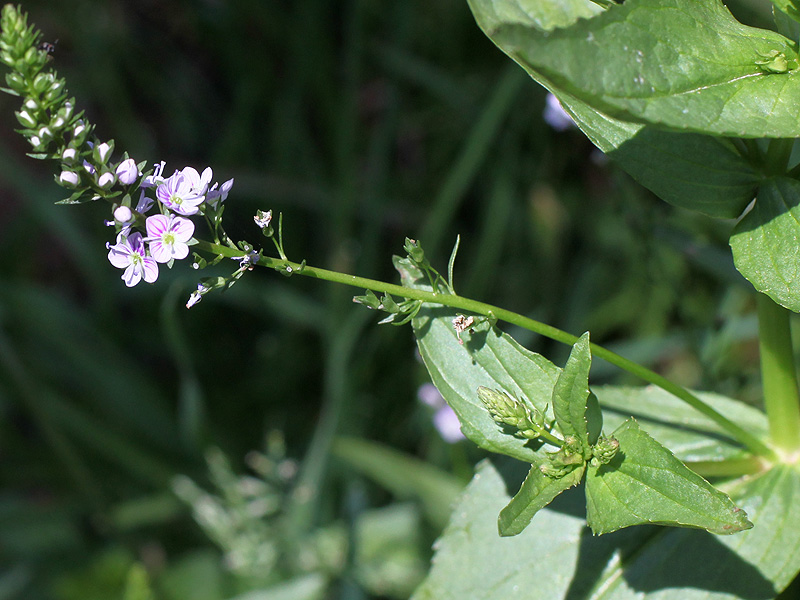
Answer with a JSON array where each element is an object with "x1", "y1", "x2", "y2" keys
[
  {"x1": 397, "y1": 258, "x2": 560, "y2": 463},
  {"x1": 498, "y1": 462, "x2": 584, "y2": 536},
  {"x1": 469, "y1": 2, "x2": 762, "y2": 218},
  {"x1": 731, "y1": 177, "x2": 800, "y2": 312},
  {"x1": 413, "y1": 458, "x2": 800, "y2": 599},
  {"x1": 551, "y1": 332, "x2": 594, "y2": 452},
  {"x1": 596, "y1": 385, "x2": 769, "y2": 462},
  {"x1": 469, "y1": 0, "x2": 800, "y2": 138},
  {"x1": 585, "y1": 419, "x2": 753, "y2": 536},
  {"x1": 772, "y1": 0, "x2": 800, "y2": 27}
]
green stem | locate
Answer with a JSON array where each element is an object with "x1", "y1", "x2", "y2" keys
[
  {"x1": 686, "y1": 456, "x2": 768, "y2": 478},
  {"x1": 757, "y1": 293, "x2": 800, "y2": 456},
  {"x1": 765, "y1": 138, "x2": 795, "y2": 175},
  {"x1": 194, "y1": 240, "x2": 777, "y2": 460}
]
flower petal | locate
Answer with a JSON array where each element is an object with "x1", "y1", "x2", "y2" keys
[
  {"x1": 149, "y1": 240, "x2": 172, "y2": 263},
  {"x1": 142, "y1": 257, "x2": 159, "y2": 283},
  {"x1": 171, "y1": 216, "x2": 195, "y2": 241},
  {"x1": 146, "y1": 214, "x2": 169, "y2": 238}
]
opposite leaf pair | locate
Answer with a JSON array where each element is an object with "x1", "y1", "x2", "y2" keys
[{"x1": 480, "y1": 333, "x2": 753, "y2": 537}]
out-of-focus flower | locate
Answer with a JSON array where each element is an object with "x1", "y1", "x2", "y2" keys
[
  {"x1": 543, "y1": 93, "x2": 574, "y2": 132},
  {"x1": 417, "y1": 382, "x2": 465, "y2": 443}
]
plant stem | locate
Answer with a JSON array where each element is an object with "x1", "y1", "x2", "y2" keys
[
  {"x1": 757, "y1": 293, "x2": 800, "y2": 456},
  {"x1": 194, "y1": 240, "x2": 777, "y2": 460}
]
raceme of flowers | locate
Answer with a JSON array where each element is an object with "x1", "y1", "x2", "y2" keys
[{"x1": 106, "y1": 162, "x2": 234, "y2": 287}]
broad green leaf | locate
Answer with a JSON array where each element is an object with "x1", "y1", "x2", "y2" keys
[
  {"x1": 469, "y1": 1, "x2": 762, "y2": 218},
  {"x1": 731, "y1": 177, "x2": 800, "y2": 312},
  {"x1": 559, "y1": 89, "x2": 761, "y2": 218},
  {"x1": 469, "y1": 0, "x2": 800, "y2": 138},
  {"x1": 397, "y1": 258, "x2": 560, "y2": 463},
  {"x1": 596, "y1": 385, "x2": 769, "y2": 462},
  {"x1": 331, "y1": 436, "x2": 463, "y2": 529},
  {"x1": 498, "y1": 462, "x2": 584, "y2": 536},
  {"x1": 413, "y1": 458, "x2": 800, "y2": 599},
  {"x1": 472, "y1": 0, "x2": 602, "y2": 32},
  {"x1": 552, "y1": 332, "x2": 594, "y2": 451},
  {"x1": 585, "y1": 419, "x2": 752, "y2": 536}
]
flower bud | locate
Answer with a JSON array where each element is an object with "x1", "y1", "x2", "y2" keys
[
  {"x1": 113, "y1": 205, "x2": 133, "y2": 223},
  {"x1": 32, "y1": 71, "x2": 53, "y2": 94},
  {"x1": 15, "y1": 109, "x2": 36, "y2": 128},
  {"x1": 62, "y1": 147, "x2": 77, "y2": 162},
  {"x1": 23, "y1": 97, "x2": 37, "y2": 111},
  {"x1": 58, "y1": 171, "x2": 79, "y2": 188},
  {"x1": 94, "y1": 141, "x2": 113, "y2": 164},
  {"x1": 57, "y1": 101, "x2": 74, "y2": 122},
  {"x1": 115, "y1": 158, "x2": 139, "y2": 185},
  {"x1": 97, "y1": 171, "x2": 116, "y2": 189},
  {"x1": 43, "y1": 79, "x2": 66, "y2": 102},
  {"x1": 4, "y1": 71, "x2": 24, "y2": 90}
]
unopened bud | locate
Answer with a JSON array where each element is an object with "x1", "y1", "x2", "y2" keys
[
  {"x1": 15, "y1": 110, "x2": 35, "y2": 128},
  {"x1": 58, "y1": 171, "x2": 79, "y2": 187}
]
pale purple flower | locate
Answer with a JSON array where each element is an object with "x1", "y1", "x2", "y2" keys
[
  {"x1": 135, "y1": 190, "x2": 155, "y2": 215},
  {"x1": 141, "y1": 161, "x2": 167, "y2": 188},
  {"x1": 155, "y1": 167, "x2": 210, "y2": 216},
  {"x1": 107, "y1": 232, "x2": 158, "y2": 287},
  {"x1": 418, "y1": 382, "x2": 444, "y2": 408},
  {"x1": 433, "y1": 405, "x2": 466, "y2": 443},
  {"x1": 417, "y1": 383, "x2": 465, "y2": 443},
  {"x1": 116, "y1": 158, "x2": 139, "y2": 185},
  {"x1": 83, "y1": 160, "x2": 95, "y2": 175},
  {"x1": 543, "y1": 93, "x2": 574, "y2": 131},
  {"x1": 206, "y1": 177, "x2": 234, "y2": 208},
  {"x1": 145, "y1": 213, "x2": 195, "y2": 263}
]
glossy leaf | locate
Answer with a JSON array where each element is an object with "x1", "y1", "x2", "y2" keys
[
  {"x1": 595, "y1": 385, "x2": 769, "y2": 462},
  {"x1": 731, "y1": 177, "x2": 800, "y2": 312},
  {"x1": 498, "y1": 462, "x2": 584, "y2": 536},
  {"x1": 413, "y1": 457, "x2": 800, "y2": 599},
  {"x1": 397, "y1": 258, "x2": 561, "y2": 463},
  {"x1": 469, "y1": 1, "x2": 761, "y2": 218},
  {"x1": 551, "y1": 332, "x2": 594, "y2": 452},
  {"x1": 585, "y1": 419, "x2": 753, "y2": 536},
  {"x1": 469, "y1": 0, "x2": 800, "y2": 138}
]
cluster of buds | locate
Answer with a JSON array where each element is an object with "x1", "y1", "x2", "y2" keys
[
  {"x1": 0, "y1": 5, "x2": 116, "y2": 201},
  {"x1": 0, "y1": 5, "x2": 261, "y2": 307},
  {"x1": 540, "y1": 437, "x2": 586, "y2": 478},
  {"x1": 477, "y1": 387, "x2": 552, "y2": 441}
]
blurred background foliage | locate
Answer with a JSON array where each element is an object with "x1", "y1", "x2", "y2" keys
[{"x1": 0, "y1": 0, "x2": 783, "y2": 598}]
